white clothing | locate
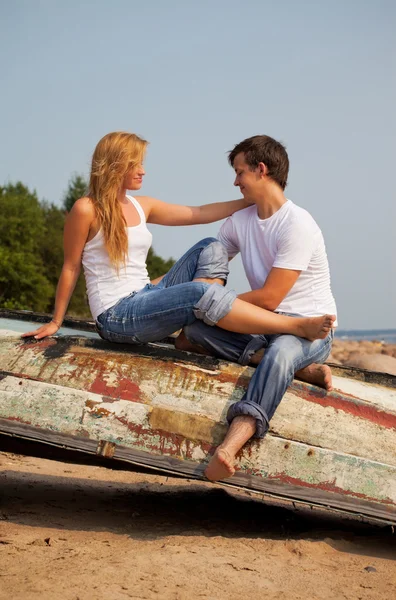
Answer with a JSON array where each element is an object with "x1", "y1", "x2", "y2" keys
[
  {"x1": 218, "y1": 200, "x2": 337, "y2": 322},
  {"x1": 82, "y1": 196, "x2": 152, "y2": 320}
]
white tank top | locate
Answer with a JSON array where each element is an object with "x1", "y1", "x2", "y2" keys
[{"x1": 82, "y1": 196, "x2": 152, "y2": 320}]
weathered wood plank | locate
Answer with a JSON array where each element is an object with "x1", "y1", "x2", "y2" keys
[
  {"x1": 1, "y1": 317, "x2": 396, "y2": 524},
  {"x1": 0, "y1": 308, "x2": 97, "y2": 332},
  {"x1": 1, "y1": 372, "x2": 395, "y2": 523},
  {"x1": 2, "y1": 307, "x2": 396, "y2": 387},
  {"x1": 1, "y1": 335, "x2": 395, "y2": 465},
  {"x1": 0, "y1": 415, "x2": 394, "y2": 524}
]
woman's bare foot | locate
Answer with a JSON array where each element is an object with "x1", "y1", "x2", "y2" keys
[
  {"x1": 295, "y1": 363, "x2": 333, "y2": 391},
  {"x1": 298, "y1": 315, "x2": 336, "y2": 341},
  {"x1": 204, "y1": 448, "x2": 235, "y2": 481}
]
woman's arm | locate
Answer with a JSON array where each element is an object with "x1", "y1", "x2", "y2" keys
[
  {"x1": 22, "y1": 198, "x2": 94, "y2": 339},
  {"x1": 139, "y1": 196, "x2": 250, "y2": 226}
]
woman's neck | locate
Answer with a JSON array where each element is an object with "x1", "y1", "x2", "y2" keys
[{"x1": 117, "y1": 188, "x2": 128, "y2": 203}]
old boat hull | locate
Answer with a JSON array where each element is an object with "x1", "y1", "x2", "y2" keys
[{"x1": 0, "y1": 310, "x2": 395, "y2": 524}]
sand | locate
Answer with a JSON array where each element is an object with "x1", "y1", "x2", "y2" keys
[{"x1": 1, "y1": 448, "x2": 395, "y2": 600}]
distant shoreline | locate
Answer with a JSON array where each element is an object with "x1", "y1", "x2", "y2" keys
[{"x1": 335, "y1": 329, "x2": 396, "y2": 343}]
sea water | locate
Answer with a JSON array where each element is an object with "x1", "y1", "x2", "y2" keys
[{"x1": 335, "y1": 329, "x2": 396, "y2": 344}]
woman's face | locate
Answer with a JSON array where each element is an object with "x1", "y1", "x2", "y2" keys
[{"x1": 123, "y1": 163, "x2": 145, "y2": 190}]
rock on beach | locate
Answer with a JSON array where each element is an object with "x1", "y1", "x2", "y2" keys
[{"x1": 327, "y1": 339, "x2": 396, "y2": 375}]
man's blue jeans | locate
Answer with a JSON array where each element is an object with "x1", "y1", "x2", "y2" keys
[
  {"x1": 96, "y1": 238, "x2": 237, "y2": 344},
  {"x1": 184, "y1": 320, "x2": 333, "y2": 438}
]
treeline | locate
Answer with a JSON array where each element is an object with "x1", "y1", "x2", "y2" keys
[{"x1": 0, "y1": 176, "x2": 175, "y2": 318}]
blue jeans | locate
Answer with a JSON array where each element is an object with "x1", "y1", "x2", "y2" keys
[
  {"x1": 184, "y1": 320, "x2": 333, "y2": 438},
  {"x1": 96, "y1": 238, "x2": 237, "y2": 344}
]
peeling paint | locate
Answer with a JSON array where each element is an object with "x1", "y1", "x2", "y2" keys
[
  {"x1": 149, "y1": 406, "x2": 227, "y2": 445},
  {"x1": 293, "y1": 381, "x2": 396, "y2": 430},
  {"x1": 89, "y1": 375, "x2": 142, "y2": 402},
  {"x1": 267, "y1": 472, "x2": 394, "y2": 506},
  {"x1": 1, "y1": 327, "x2": 396, "y2": 522}
]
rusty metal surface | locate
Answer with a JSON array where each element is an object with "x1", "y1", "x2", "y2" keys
[{"x1": 1, "y1": 326, "x2": 396, "y2": 524}]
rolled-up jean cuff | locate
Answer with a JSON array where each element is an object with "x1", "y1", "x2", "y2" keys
[
  {"x1": 227, "y1": 401, "x2": 270, "y2": 438},
  {"x1": 194, "y1": 241, "x2": 229, "y2": 283},
  {"x1": 193, "y1": 284, "x2": 237, "y2": 326},
  {"x1": 238, "y1": 335, "x2": 268, "y2": 366}
]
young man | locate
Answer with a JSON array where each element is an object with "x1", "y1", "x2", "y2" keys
[{"x1": 178, "y1": 135, "x2": 337, "y2": 481}]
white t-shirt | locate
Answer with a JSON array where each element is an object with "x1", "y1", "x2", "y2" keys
[{"x1": 218, "y1": 200, "x2": 337, "y2": 322}]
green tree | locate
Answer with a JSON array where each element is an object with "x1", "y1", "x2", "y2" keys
[
  {"x1": 39, "y1": 202, "x2": 90, "y2": 317},
  {"x1": 0, "y1": 183, "x2": 52, "y2": 310},
  {"x1": 63, "y1": 174, "x2": 87, "y2": 212},
  {"x1": 146, "y1": 247, "x2": 175, "y2": 280},
  {"x1": 0, "y1": 179, "x2": 175, "y2": 318}
]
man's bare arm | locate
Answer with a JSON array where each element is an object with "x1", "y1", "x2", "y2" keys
[{"x1": 237, "y1": 267, "x2": 301, "y2": 311}]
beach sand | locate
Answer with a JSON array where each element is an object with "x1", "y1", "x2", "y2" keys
[{"x1": 1, "y1": 447, "x2": 395, "y2": 600}]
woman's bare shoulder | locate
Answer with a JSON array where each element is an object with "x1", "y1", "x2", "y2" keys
[
  {"x1": 69, "y1": 197, "x2": 96, "y2": 219},
  {"x1": 133, "y1": 195, "x2": 154, "y2": 204},
  {"x1": 131, "y1": 195, "x2": 155, "y2": 218}
]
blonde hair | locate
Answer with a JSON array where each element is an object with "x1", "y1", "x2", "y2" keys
[{"x1": 88, "y1": 131, "x2": 148, "y2": 268}]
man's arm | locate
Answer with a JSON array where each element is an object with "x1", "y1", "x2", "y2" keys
[
  {"x1": 237, "y1": 267, "x2": 301, "y2": 311},
  {"x1": 239, "y1": 215, "x2": 317, "y2": 311}
]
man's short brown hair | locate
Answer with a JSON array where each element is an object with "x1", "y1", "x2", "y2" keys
[{"x1": 228, "y1": 135, "x2": 289, "y2": 190}]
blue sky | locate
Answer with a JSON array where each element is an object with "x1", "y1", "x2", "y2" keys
[{"x1": 1, "y1": 0, "x2": 395, "y2": 329}]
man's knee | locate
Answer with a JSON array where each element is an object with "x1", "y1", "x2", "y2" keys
[{"x1": 263, "y1": 335, "x2": 303, "y2": 374}]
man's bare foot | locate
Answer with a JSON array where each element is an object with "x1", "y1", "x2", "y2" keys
[
  {"x1": 174, "y1": 331, "x2": 210, "y2": 356},
  {"x1": 249, "y1": 351, "x2": 333, "y2": 391},
  {"x1": 204, "y1": 447, "x2": 235, "y2": 481},
  {"x1": 250, "y1": 348, "x2": 265, "y2": 366},
  {"x1": 299, "y1": 315, "x2": 336, "y2": 341},
  {"x1": 296, "y1": 363, "x2": 333, "y2": 391}
]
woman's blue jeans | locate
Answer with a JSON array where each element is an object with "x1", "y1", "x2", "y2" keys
[{"x1": 95, "y1": 238, "x2": 237, "y2": 344}]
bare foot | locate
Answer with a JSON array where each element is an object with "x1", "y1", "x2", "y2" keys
[
  {"x1": 299, "y1": 315, "x2": 336, "y2": 341},
  {"x1": 296, "y1": 363, "x2": 333, "y2": 391},
  {"x1": 204, "y1": 448, "x2": 235, "y2": 481},
  {"x1": 174, "y1": 331, "x2": 210, "y2": 356},
  {"x1": 174, "y1": 331, "x2": 193, "y2": 351},
  {"x1": 250, "y1": 348, "x2": 265, "y2": 366}
]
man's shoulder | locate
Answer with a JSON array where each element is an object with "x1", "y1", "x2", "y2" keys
[
  {"x1": 283, "y1": 201, "x2": 319, "y2": 231},
  {"x1": 231, "y1": 204, "x2": 256, "y2": 222},
  {"x1": 223, "y1": 204, "x2": 255, "y2": 232}
]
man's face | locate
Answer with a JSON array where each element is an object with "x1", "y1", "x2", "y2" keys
[{"x1": 232, "y1": 153, "x2": 262, "y2": 203}]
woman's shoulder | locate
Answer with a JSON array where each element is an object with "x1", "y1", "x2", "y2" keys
[
  {"x1": 69, "y1": 196, "x2": 96, "y2": 219},
  {"x1": 132, "y1": 195, "x2": 151, "y2": 206},
  {"x1": 129, "y1": 195, "x2": 153, "y2": 219}
]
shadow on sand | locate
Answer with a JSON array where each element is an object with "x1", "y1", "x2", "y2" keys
[{"x1": 0, "y1": 436, "x2": 395, "y2": 561}]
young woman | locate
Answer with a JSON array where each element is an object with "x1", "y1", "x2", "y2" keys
[{"x1": 23, "y1": 132, "x2": 335, "y2": 343}]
